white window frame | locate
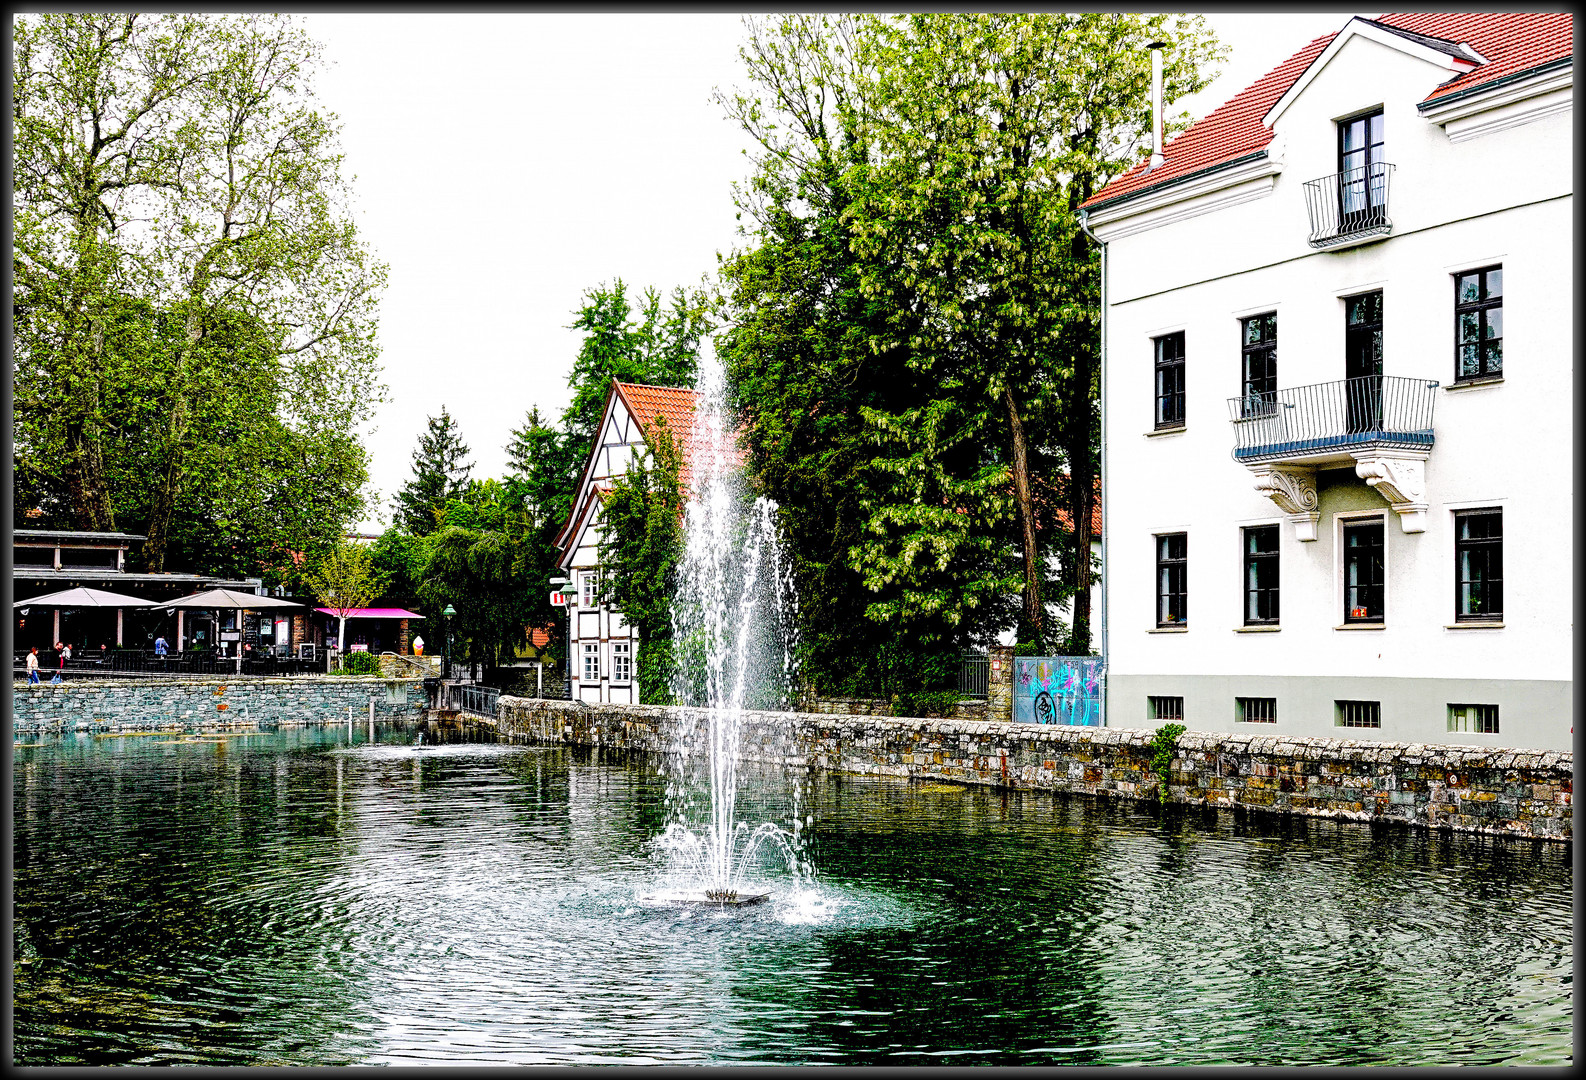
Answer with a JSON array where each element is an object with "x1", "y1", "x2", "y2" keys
[
  {"x1": 612, "y1": 641, "x2": 632, "y2": 684},
  {"x1": 581, "y1": 571, "x2": 599, "y2": 608},
  {"x1": 1334, "y1": 510, "x2": 1389, "y2": 628},
  {"x1": 582, "y1": 642, "x2": 599, "y2": 682}
]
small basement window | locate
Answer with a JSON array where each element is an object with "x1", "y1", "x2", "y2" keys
[
  {"x1": 1148, "y1": 695, "x2": 1184, "y2": 722},
  {"x1": 1237, "y1": 697, "x2": 1277, "y2": 724},
  {"x1": 1335, "y1": 700, "x2": 1382, "y2": 729},
  {"x1": 1448, "y1": 703, "x2": 1499, "y2": 734}
]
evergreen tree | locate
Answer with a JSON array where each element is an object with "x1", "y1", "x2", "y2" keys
[{"x1": 394, "y1": 408, "x2": 472, "y2": 536}]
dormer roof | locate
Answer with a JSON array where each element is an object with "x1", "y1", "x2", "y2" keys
[{"x1": 1083, "y1": 12, "x2": 1572, "y2": 213}]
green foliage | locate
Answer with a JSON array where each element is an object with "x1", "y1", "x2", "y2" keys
[
  {"x1": 12, "y1": 13, "x2": 387, "y2": 573},
  {"x1": 339, "y1": 651, "x2": 382, "y2": 676},
  {"x1": 1150, "y1": 722, "x2": 1187, "y2": 805},
  {"x1": 890, "y1": 690, "x2": 962, "y2": 719},
  {"x1": 598, "y1": 422, "x2": 686, "y2": 704},
  {"x1": 302, "y1": 542, "x2": 388, "y2": 618},
  {"x1": 394, "y1": 408, "x2": 472, "y2": 536}
]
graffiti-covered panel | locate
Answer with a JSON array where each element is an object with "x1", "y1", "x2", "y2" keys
[{"x1": 1013, "y1": 656, "x2": 1105, "y2": 726}]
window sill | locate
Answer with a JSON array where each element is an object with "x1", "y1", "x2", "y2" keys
[
  {"x1": 1445, "y1": 621, "x2": 1504, "y2": 630},
  {"x1": 1149, "y1": 626, "x2": 1189, "y2": 633},
  {"x1": 1445, "y1": 377, "x2": 1503, "y2": 392},
  {"x1": 1146, "y1": 425, "x2": 1187, "y2": 438},
  {"x1": 1334, "y1": 622, "x2": 1386, "y2": 631},
  {"x1": 1235, "y1": 625, "x2": 1281, "y2": 633}
]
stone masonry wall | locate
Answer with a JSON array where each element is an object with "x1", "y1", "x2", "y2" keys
[
  {"x1": 488, "y1": 697, "x2": 1572, "y2": 842},
  {"x1": 11, "y1": 677, "x2": 427, "y2": 733},
  {"x1": 798, "y1": 695, "x2": 988, "y2": 721}
]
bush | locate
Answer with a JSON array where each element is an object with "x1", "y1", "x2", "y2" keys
[
  {"x1": 1149, "y1": 722, "x2": 1186, "y2": 804},
  {"x1": 339, "y1": 651, "x2": 382, "y2": 675},
  {"x1": 890, "y1": 690, "x2": 962, "y2": 718}
]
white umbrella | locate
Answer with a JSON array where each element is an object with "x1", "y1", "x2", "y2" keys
[
  {"x1": 14, "y1": 586, "x2": 156, "y2": 648},
  {"x1": 162, "y1": 588, "x2": 304, "y2": 672}
]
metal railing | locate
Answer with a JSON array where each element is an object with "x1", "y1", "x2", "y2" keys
[
  {"x1": 957, "y1": 653, "x2": 990, "y2": 699},
  {"x1": 1227, "y1": 375, "x2": 1438, "y2": 462},
  {"x1": 1303, "y1": 162, "x2": 1394, "y2": 247},
  {"x1": 448, "y1": 683, "x2": 500, "y2": 717},
  {"x1": 14, "y1": 650, "x2": 315, "y2": 679}
]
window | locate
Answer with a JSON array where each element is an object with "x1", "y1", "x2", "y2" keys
[
  {"x1": 612, "y1": 642, "x2": 631, "y2": 683},
  {"x1": 1344, "y1": 291, "x2": 1383, "y2": 433},
  {"x1": 1240, "y1": 313, "x2": 1277, "y2": 416},
  {"x1": 1243, "y1": 525, "x2": 1280, "y2": 625},
  {"x1": 1454, "y1": 508, "x2": 1502, "y2": 621},
  {"x1": 582, "y1": 642, "x2": 599, "y2": 682},
  {"x1": 1156, "y1": 533, "x2": 1187, "y2": 626},
  {"x1": 1343, "y1": 520, "x2": 1385, "y2": 623},
  {"x1": 581, "y1": 572, "x2": 599, "y2": 608},
  {"x1": 1448, "y1": 703, "x2": 1499, "y2": 735},
  {"x1": 1154, "y1": 331, "x2": 1185, "y2": 428},
  {"x1": 1237, "y1": 697, "x2": 1277, "y2": 724},
  {"x1": 1148, "y1": 696, "x2": 1183, "y2": 722},
  {"x1": 1454, "y1": 266, "x2": 1503, "y2": 381},
  {"x1": 1336, "y1": 700, "x2": 1381, "y2": 728},
  {"x1": 1337, "y1": 108, "x2": 1386, "y2": 227}
]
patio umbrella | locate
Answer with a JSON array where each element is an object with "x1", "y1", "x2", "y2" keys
[
  {"x1": 162, "y1": 588, "x2": 304, "y2": 672},
  {"x1": 14, "y1": 586, "x2": 156, "y2": 648}
]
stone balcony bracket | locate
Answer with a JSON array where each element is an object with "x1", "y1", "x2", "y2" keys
[
  {"x1": 1353, "y1": 452, "x2": 1429, "y2": 533},
  {"x1": 1251, "y1": 465, "x2": 1321, "y2": 542}
]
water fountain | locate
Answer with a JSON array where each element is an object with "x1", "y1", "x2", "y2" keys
[{"x1": 647, "y1": 346, "x2": 804, "y2": 908}]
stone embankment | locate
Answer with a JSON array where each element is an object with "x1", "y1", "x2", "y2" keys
[
  {"x1": 11, "y1": 676, "x2": 427, "y2": 734},
  {"x1": 487, "y1": 697, "x2": 1572, "y2": 842}
]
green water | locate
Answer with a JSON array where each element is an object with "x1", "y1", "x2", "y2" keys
[{"x1": 10, "y1": 724, "x2": 1573, "y2": 1065}]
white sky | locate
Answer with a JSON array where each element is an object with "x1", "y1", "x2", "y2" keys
[{"x1": 301, "y1": 11, "x2": 1377, "y2": 532}]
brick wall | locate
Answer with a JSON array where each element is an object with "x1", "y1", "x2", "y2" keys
[{"x1": 486, "y1": 698, "x2": 1572, "y2": 842}]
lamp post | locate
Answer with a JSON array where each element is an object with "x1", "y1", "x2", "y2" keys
[
  {"x1": 441, "y1": 604, "x2": 456, "y2": 679},
  {"x1": 549, "y1": 575, "x2": 570, "y2": 698}
]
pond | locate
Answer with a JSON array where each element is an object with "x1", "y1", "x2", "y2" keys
[{"x1": 11, "y1": 723, "x2": 1572, "y2": 1065}]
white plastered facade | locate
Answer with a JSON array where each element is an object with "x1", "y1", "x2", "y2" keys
[{"x1": 1086, "y1": 23, "x2": 1572, "y2": 751}]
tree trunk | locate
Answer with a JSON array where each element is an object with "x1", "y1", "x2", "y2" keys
[
  {"x1": 143, "y1": 308, "x2": 203, "y2": 573},
  {"x1": 1004, "y1": 386, "x2": 1043, "y2": 646},
  {"x1": 1067, "y1": 179, "x2": 1099, "y2": 657}
]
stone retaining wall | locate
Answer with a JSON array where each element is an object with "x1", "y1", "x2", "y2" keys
[
  {"x1": 11, "y1": 676, "x2": 427, "y2": 733},
  {"x1": 488, "y1": 697, "x2": 1573, "y2": 841},
  {"x1": 798, "y1": 695, "x2": 988, "y2": 721}
]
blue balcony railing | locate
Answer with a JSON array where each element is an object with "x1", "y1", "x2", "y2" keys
[{"x1": 1227, "y1": 375, "x2": 1439, "y2": 463}]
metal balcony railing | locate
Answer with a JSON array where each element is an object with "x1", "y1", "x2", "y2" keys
[
  {"x1": 1227, "y1": 375, "x2": 1439, "y2": 462},
  {"x1": 1303, "y1": 163, "x2": 1394, "y2": 247}
]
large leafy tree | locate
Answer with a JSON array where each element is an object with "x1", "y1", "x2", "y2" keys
[
  {"x1": 301, "y1": 540, "x2": 388, "y2": 659},
  {"x1": 12, "y1": 13, "x2": 386, "y2": 573},
  {"x1": 393, "y1": 407, "x2": 472, "y2": 536}
]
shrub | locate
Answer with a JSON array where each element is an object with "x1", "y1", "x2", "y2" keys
[
  {"x1": 1149, "y1": 722, "x2": 1186, "y2": 804},
  {"x1": 340, "y1": 651, "x2": 382, "y2": 675},
  {"x1": 890, "y1": 690, "x2": 962, "y2": 718}
]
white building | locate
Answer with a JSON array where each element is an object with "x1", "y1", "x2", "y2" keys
[
  {"x1": 554, "y1": 381, "x2": 701, "y2": 703},
  {"x1": 1080, "y1": 13, "x2": 1572, "y2": 751}
]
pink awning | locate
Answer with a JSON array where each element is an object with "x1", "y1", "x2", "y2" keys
[{"x1": 314, "y1": 607, "x2": 425, "y2": 619}]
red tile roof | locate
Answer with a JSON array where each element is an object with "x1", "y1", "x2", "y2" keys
[
  {"x1": 613, "y1": 381, "x2": 745, "y2": 492},
  {"x1": 1050, "y1": 474, "x2": 1104, "y2": 537},
  {"x1": 1085, "y1": 12, "x2": 1573, "y2": 210}
]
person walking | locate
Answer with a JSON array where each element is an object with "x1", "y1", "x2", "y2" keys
[
  {"x1": 154, "y1": 635, "x2": 168, "y2": 657},
  {"x1": 26, "y1": 647, "x2": 40, "y2": 683}
]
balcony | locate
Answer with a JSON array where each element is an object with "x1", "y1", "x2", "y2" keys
[
  {"x1": 1228, "y1": 376, "x2": 1439, "y2": 538},
  {"x1": 1303, "y1": 163, "x2": 1394, "y2": 248}
]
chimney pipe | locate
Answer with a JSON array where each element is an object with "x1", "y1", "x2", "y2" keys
[{"x1": 1149, "y1": 41, "x2": 1167, "y2": 170}]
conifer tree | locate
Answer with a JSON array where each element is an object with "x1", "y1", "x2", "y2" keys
[{"x1": 394, "y1": 408, "x2": 472, "y2": 536}]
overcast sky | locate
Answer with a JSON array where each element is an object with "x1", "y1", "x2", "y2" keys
[{"x1": 301, "y1": 11, "x2": 1376, "y2": 532}]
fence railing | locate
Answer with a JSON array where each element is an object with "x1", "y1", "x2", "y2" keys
[
  {"x1": 15, "y1": 650, "x2": 315, "y2": 679},
  {"x1": 1227, "y1": 375, "x2": 1439, "y2": 462},
  {"x1": 448, "y1": 683, "x2": 501, "y2": 717},
  {"x1": 1303, "y1": 162, "x2": 1394, "y2": 247},
  {"x1": 957, "y1": 653, "x2": 990, "y2": 699}
]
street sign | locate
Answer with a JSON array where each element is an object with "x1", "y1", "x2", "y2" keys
[{"x1": 549, "y1": 591, "x2": 570, "y2": 607}]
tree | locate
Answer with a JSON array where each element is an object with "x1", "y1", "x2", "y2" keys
[
  {"x1": 393, "y1": 407, "x2": 472, "y2": 536},
  {"x1": 12, "y1": 13, "x2": 387, "y2": 572},
  {"x1": 598, "y1": 420, "x2": 687, "y2": 703},
  {"x1": 301, "y1": 541, "x2": 387, "y2": 662}
]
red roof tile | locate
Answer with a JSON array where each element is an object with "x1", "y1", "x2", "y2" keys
[
  {"x1": 613, "y1": 381, "x2": 745, "y2": 492},
  {"x1": 1085, "y1": 12, "x2": 1573, "y2": 210}
]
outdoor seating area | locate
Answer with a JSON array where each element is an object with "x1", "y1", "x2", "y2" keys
[{"x1": 14, "y1": 648, "x2": 321, "y2": 680}]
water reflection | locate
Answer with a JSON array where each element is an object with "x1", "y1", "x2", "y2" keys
[{"x1": 12, "y1": 726, "x2": 1572, "y2": 1065}]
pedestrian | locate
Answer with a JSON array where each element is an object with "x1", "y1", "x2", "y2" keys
[
  {"x1": 26, "y1": 647, "x2": 40, "y2": 683},
  {"x1": 60, "y1": 642, "x2": 72, "y2": 665},
  {"x1": 412, "y1": 634, "x2": 424, "y2": 657},
  {"x1": 154, "y1": 635, "x2": 168, "y2": 657}
]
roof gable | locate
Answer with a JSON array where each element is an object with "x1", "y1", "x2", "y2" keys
[{"x1": 1083, "y1": 12, "x2": 1573, "y2": 212}]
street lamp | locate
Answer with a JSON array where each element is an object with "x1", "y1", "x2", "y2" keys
[{"x1": 441, "y1": 603, "x2": 457, "y2": 679}]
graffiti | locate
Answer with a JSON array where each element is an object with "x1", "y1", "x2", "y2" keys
[{"x1": 1013, "y1": 656, "x2": 1104, "y2": 726}]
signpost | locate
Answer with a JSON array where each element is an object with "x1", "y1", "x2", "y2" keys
[{"x1": 549, "y1": 591, "x2": 569, "y2": 607}]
